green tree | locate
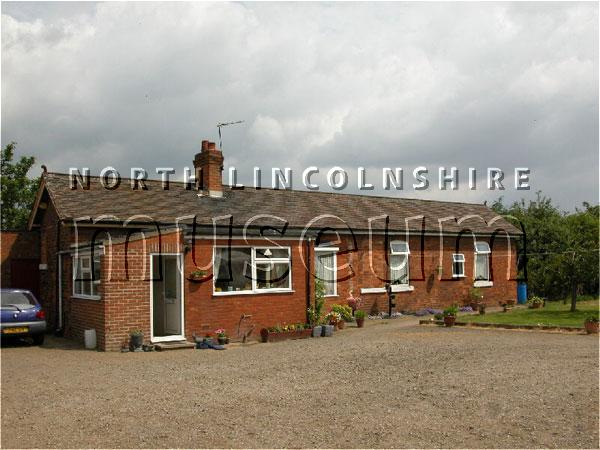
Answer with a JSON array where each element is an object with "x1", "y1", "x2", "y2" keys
[
  {"x1": 492, "y1": 193, "x2": 599, "y2": 308},
  {"x1": 1, "y1": 142, "x2": 39, "y2": 230}
]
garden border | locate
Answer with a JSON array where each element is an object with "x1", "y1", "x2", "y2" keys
[{"x1": 419, "y1": 319, "x2": 587, "y2": 333}]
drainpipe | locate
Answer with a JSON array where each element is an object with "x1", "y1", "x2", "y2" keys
[
  {"x1": 55, "y1": 219, "x2": 61, "y2": 334},
  {"x1": 305, "y1": 236, "x2": 312, "y2": 323}
]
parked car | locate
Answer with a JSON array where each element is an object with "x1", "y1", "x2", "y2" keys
[{"x1": 1, "y1": 289, "x2": 46, "y2": 345}]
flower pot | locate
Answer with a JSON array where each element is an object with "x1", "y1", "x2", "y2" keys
[
  {"x1": 584, "y1": 321, "x2": 599, "y2": 334},
  {"x1": 443, "y1": 315, "x2": 456, "y2": 327},
  {"x1": 530, "y1": 302, "x2": 542, "y2": 309},
  {"x1": 312, "y1": 325, "x2": 322, "y2": 337},
  {"x1": 130, "y1": 334, "x2": 143, "y2": 349},
  {"x1": 217, "y1": 336, "x2": 227, "y2": 345},
  {"x1": 321, "y1": 324, "x2": 334, "y2": 337},
  {"x1": 337, "y1": 321, "x2": 346, "y2": 330},
  {"x1": 356, "y1": 318, "x2": 365, "y2": 328}
]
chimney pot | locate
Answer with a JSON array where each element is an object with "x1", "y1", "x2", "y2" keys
[{"x1": 201, "y1": 140, "x2": 209, "y2": 151}]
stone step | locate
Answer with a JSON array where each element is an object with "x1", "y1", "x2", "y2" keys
[{"x1": 154, "y1": 341, "x2": 195, "y2": 351}]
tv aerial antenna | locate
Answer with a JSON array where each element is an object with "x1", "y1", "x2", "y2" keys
[{"x1": 217, "y1": 120, "x2": 244, "y2": 152}]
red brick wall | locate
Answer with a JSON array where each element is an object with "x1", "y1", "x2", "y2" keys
[
  {"x1": 332, "y1": 234, "x2": 517, "y2": 314},
  {"x1": 57, "y1": 225, "x2": 517, "y2": 351},
  {"x1": 101, "y1": 231, "x2": 182, "y2": 351},
  {"x1": 183, "y1": 238, "x2": 308, "y2": 340}
]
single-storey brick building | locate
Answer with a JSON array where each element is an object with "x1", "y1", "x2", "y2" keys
[{"x1": 2, "y1": 140, "x2": 521, "y2": 350}]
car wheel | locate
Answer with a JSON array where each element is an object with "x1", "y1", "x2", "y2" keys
[{"x1": 32, "y1": 334, "x2": 45, "y2": 346}]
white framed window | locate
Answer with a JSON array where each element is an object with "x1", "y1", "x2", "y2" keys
[
  {"x1": 390, "y1": 240, "x2": 409, "y2": 285},
  {"x1": 474, "y1": 241, "x2": 491, "y2": 281},
  {"x1": 315, "y1": 246, "x2": 338, "y2": 296},
  {"x1": 213, "y1": 246, "x2": 292, "y2": 295},
  {"x1": 452, "y1": 253, "x2": 465, "y2": 277},
  {"x1": 73, "y1": 252, "x2": 101, "y2": 299}
]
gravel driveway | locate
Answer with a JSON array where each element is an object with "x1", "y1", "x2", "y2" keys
[{"x1": 2, "y1": 319, "x2": 598, "y2": 449}]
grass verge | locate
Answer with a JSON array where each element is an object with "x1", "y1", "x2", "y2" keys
[{"x1": 461, "y1": 299, "x2": 599, "y2": 328}]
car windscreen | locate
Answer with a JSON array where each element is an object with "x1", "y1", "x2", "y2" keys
[{"x1": 1, "y1": 292, "x2": 36, "y2": 308}]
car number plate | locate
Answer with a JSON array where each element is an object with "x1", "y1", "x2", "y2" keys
[{"x1": 2, "y1": 327, "x2": 29, "y2": 334}]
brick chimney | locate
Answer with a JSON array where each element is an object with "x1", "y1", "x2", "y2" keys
[{"x1": 193, "y1": 140, "x2": 224, "y2": 197}]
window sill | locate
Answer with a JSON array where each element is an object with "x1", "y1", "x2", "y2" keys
[
  {"x1": 324, "y1": 294, "x2": 338, "y2": 298},
  {"x1": 213, "y1": 289, "x2": 294, "y2": 297},
  {"x1": 391, "y1": 285, "x2": 414, "y2": 293},
  {"x1": 359, "y1": 286, "x2": 415, "y2": 294},
  {"x1": 453, "y1": 275, "x2": 466, "y2": 278},
  {"x1": 474, "y1": 280, "x2": 493, "y2": 288},
  {"x1": 72, "y1": 295, "x2": 101, "y2": 301},
  {"x1": 360, "y1": 287, "x2": 387, "y2": 294}
]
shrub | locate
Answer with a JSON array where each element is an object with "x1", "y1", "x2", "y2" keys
[
  {"x1": 585, "y1": 315, "x2": 599, "y2": 323},
  {"x1": 354, "y1": 310, "x2": 366, "y2": 319},
  {"x1": 332, "y1": 304, "x2": 353, "y2": 322},
  {"x1": 129, "y1": 329, "x2": 143, "y2": 337},
  {"x1": 527, "y1": 296, "x2": 544, "y2": 306},
  {"x1": 443, "y1": 305, "x2": 459, "y2": 317},
  {"x1": 434, "y1": 313, "x2": 444, "y2": 320}
]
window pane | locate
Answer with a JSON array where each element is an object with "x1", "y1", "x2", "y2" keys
[
  {"x1": 81, "y1": 256, "x2": 90, "y2": 269},
  {"x1": 316, "y1": 252, "x2": 336, "y2": 295},
  {"x1": 255, "y1": 248, "x2": 289, "y2": 259},
  {"x1": 390, "y1": 254, "x2": 408, "y2": 284},
  {"x1": 475, "y1": 242, "x2": 490, "y2": 253},
  {"x1": 256, "y1": 263, "x2": 290, "y2": 290},
  {"x1": 214, "y1": 248, "x2": 252, "y2": 293},
  {"x1": 93, "y1": 256, "x2": 101, "y2": 283},
  {"x1": 475, "y1": 254, "x2": 489, "y2": 280},
  {"x1": 453, "y1": 253, "x2": 465, "y2": 262},
  {"x1": 453, "y1": 261, "x2": 464, "y2": 276},
  {"x1": 390, "y1": 241, "x2": 409, "y2": 254},
  {"x1": 163, "y1": 257, "x2": 178, "y2": 298}
]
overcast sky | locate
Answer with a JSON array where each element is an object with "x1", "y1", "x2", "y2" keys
[{"x1": 2, "y1": 2, "x2": 598, "y2": 210}]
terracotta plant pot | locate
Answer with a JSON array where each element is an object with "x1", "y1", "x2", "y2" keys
[
  {"x1": 584, "y1": 321, "x2": 599, "y2": 334},
  {"x1": 443, "y1": 315, "x2": 456, "y2": 327},
  {"x1": 337, "y1": 321, "x2": 346, "y2": 330},
  {"x1": 356, "y1": 318, "x2": 365, "y2": 328},
  {"x1": 530, "y1": 302, "x2": 542, "y2": 309}
]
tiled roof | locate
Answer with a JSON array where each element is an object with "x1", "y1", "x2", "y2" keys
[{"x1": 39, "y1": 173, "x2": 521, "y2": 235}]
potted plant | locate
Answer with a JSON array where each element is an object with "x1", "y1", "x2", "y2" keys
[
  {"x1": 500, "y1": 299, "x2": 516, "y2": 312},
  {"x1": 332, "y1": 304, "x2": 352, "y2": 329},
  {"x1": 326, "y1": 311, "x2": 342, "y2": 329},
  {"x1": 215, "y1": 328, "x2": 229, "y2": 345},
  {"x1": 468, "y1": 287, "x2": 483, "y2": 311},
  {"x1": 355, "y1": 310, "x2": 366, "y2": 328},
  {"x1": 187, "y1": 267, "x2": 207, "y2": 282},
  {"x1": 443, "y1": 305, "x2": 458, "y2": 327},
  {"x1": 346, "y1": 290, "x2": 363, "y2": 316},
  {"x1": 584, "y1": 316, "x2": 599, "y2": 334},
  {"x1": 527, "y1": 296, "x2": 544, "y2": 309},
  {"x1": 129, "y1": 329, "x2": 143, "y2": 350}
]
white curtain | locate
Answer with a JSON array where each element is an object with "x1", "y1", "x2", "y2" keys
[
  {"x1": 317, "y1": 252, "x2": 335, "y2": 295},
  {"x1": 475, "y1": 254, "x2": 489, "y2": 280}
]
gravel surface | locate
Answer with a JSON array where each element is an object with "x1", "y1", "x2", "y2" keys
[{"x1": 2, "y1": 319, "x2": 598, "y2": 449}]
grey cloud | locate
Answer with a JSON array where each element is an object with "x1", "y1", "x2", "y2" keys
[{"x1": 1, "y1": 2, "x2": 597, "y2": 210}]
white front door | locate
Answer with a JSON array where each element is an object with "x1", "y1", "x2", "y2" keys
[
  {"x1": 152, "y1": 254, "x2": 184, "y2": 341},
  {"x1": 163, "y1": 255, "x2": 181, "y2": 335}
]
